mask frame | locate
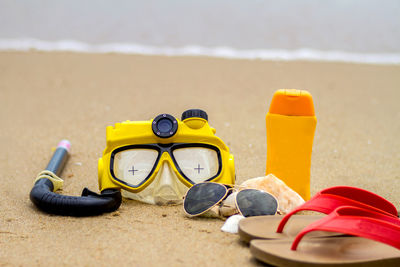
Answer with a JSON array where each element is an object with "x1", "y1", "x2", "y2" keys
[{"x1": 109, "y1": 143, "x2": 223, "y2": 191}]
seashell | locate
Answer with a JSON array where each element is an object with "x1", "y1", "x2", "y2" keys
[
  {"x1": 219, "y1": 192, "x2": 240, "y2": 217},
  {"x1": 221, "y1": 214, "x2": 245, "y2": 233},
  {"x1": 199, "y1": 205, "x2": 221, "y2": 218},
  {"x1": 240, "y1": 174, "x2": 305, "y2": 214}
]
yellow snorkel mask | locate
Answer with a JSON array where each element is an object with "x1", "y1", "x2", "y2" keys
[{"x1": 98, "y1": 109, "x2": 235, "y2": 205}]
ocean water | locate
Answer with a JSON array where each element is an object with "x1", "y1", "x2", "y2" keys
[{"x1": 1, "y1": 0, "x2": 399, "y2": 64}]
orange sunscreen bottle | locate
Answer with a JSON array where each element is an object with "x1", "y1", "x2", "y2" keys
[{"x1": 266, "y1": 89, "x2": 317, "y2": 200}]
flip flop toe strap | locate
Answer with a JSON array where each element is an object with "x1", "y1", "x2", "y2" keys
[
  {"x1": 276, "y1": 186, "x2": 398, "y2": 233},
  {"x1": 291, "y1": 206, "x2": 400, "y2": 251}
]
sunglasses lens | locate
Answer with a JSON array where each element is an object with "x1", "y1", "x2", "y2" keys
[
  {"x1": 184, "y1": 183, "x2": 227, "y2": 216},
  {"x1": 236, "y1": 189, "x2": 278, "y2": 217}
]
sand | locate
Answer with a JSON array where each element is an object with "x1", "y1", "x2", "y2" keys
[{"x1": 0, "y1": 51, "x2": 399, "y2": 266}]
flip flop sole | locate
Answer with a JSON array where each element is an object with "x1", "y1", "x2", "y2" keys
[
  {"x1": 239, "y1": 215, "x2": 327, "y2": 242},
  {"x1": 250, "y1": 237, "x2": 400, "y2": 266}
]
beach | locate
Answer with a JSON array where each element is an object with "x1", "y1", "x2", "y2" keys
[{"x1": 0, "y1": 51, "x2": 399, "y2": 266}]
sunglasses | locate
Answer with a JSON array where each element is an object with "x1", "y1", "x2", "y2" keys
[{"x1": 183, "y1": 182, "x2": 279, "y2": 217}]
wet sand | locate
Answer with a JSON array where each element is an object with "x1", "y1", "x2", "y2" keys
[{"x1": 0, "y1": 52, "x2": 399, "y2": 266}]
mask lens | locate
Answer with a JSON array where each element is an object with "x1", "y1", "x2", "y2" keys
[
  {"x1": 236, "y1": 189, "x2": 278, "y2": 217},
  {"x1": 183, "y1": 182, "x2": 227, "y2": 216},
  {"x1": 113, "y1": 149, "x2": 159, "y2": 186},
  {"x1": 173, "y1": 147, "x2": 219, "y2": 183}
]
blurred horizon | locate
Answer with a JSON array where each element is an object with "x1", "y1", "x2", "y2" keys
[{"x1": 1, "y1": 0, "x2": 399, "y2": 63}]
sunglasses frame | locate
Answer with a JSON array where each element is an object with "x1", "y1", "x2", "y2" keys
[{"x1": 183, "y1": 182, "x2": 279, "y2": 217}]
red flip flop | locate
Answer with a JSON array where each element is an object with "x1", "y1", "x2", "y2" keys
[
  {"x1": 239, "y1": 186, "x2": 398, "y2": 242},
  {"x1": 250, "y1": 206, "x2": 400, "y2": 266}
]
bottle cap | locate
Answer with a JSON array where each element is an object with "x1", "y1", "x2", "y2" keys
[{"x1": 269, "y1": 89, "x2": 315, "y2": 116}]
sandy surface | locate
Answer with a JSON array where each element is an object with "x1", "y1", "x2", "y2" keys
[{"x1": 0, "y1": 52, "x2": 399, "y2": 266}]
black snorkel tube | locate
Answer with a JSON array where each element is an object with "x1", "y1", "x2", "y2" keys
[{"x1": 30, "y1": 140, "x2": 122, "y2": 216}]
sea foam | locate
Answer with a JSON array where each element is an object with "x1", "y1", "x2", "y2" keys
[{"x1": 1, "y1": 38, "x2": 399, "y2": 65}]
